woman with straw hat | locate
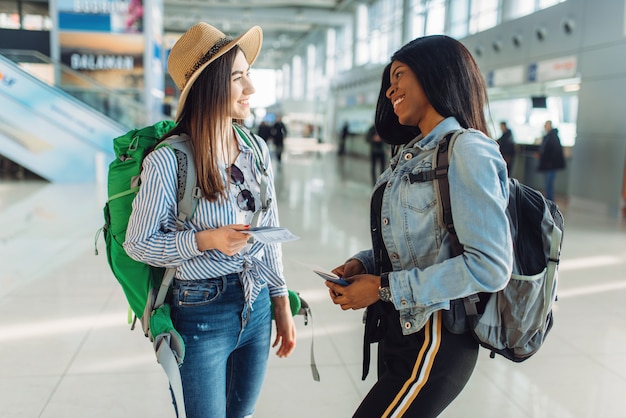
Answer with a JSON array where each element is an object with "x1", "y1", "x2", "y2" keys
[{"x1": 125, "y1": 22, "x2": 296, "y2": 417}]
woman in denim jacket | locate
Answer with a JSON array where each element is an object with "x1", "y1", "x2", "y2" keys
[{"x1": 325, "y1": 35, "x2": 513, "y2": 418}]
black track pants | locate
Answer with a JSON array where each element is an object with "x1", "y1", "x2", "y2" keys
[{"x1": 353, "y1": 311, "x2": 479, "y2": 418}]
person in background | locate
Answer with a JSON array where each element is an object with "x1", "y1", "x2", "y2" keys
[
  {"x1": 124, "y1": 22, "x2": 296, "y2": 418},
  {"x1": 366, "y1": 123, "x2": 387, "y2": 185},
  {"x1": 497, "y1": 121, "x2": 516, "y2": 176},
  {"x1": 270, "y1": 115, "x2": 287, "y2": 163},
  {"x1": 537, "y1": 120, "x2": 566, "y2": 201},
  {"x1": 325, "y1": 35, "x2": 512, "y2": 418},
  {"x1": 338, "y1": 121, "x2": 350, "y2": 155},
  {"x1": 257, "y1": 120, "x2": 271, "y2": 142}
]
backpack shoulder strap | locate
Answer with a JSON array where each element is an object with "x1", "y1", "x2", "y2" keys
[
  {"x1": 151, "y1": 134, "x2": 200, "y2": 310},
  {"x1": 433, "y1": 130, "x2": 464, "y2": 256},
  {"x1": 158, "y1": 134, "x2": 201, "y2": 227}
]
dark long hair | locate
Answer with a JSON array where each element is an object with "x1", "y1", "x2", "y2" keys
[
  {"x1": 165, "y1": 47, "x2": 242, "y2": 201},
  {"x1": 375, "y1": 35, "x2": 489, "y2": 145}
]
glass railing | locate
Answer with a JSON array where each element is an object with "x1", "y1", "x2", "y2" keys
[{"x1": 0, "y1": 48, "x2": 153, "y2": 128}]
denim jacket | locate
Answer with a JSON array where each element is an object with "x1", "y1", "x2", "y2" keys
[{"x1": 352, "y1": 117, "x2": 513, "y2": 335}]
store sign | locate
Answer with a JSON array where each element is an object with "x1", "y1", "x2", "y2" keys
[
  {"x1": 70, "y1": 54, "x2": 134, "y2": 70},
  {"x1": 72, "y1": 0, "x2": 132, "y2": 14},
  {"x1": 491, "y1": 65, "x2": 525, "y2": 87},
  {"x1": 528, "y1": 56, "x2": 577, "y2": 82},
  {"x1": 57, "y1": 0, "x2": 144, "y2": 33}
]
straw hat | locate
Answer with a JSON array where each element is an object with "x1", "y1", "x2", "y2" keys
[{"x1": 168, "y1": 22, "x2": 263, "y2": 119}]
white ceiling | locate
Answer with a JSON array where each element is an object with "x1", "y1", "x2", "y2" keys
[{"x1": 162, "y1": 0, "x2": 358, "y2": 69}]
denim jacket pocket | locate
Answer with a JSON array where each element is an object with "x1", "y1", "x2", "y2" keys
[{"x1": 401, "y1": 169, "x2": 437, "y2": 213}]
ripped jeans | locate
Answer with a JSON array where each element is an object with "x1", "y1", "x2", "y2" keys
[{"x1": 170, "y1": 273, "x2": 271, "y2": 418}]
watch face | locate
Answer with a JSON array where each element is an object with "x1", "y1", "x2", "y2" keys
[{"x1": 378, "y1": 287, "x2": 392, "y2": 302}]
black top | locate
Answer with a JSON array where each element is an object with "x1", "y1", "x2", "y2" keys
[
  {"x1": 538, "y1": 128, "x2": 565, "y2": 171},
  {"x1": 367, "y1": 125, "x2": 385, "y2": 154},
  {"x1": 371, "y1": 182, "x2": 392, "y2": 274},
  {"x1": 497, "y1": 129, "x2": 516, "y2": 156}
]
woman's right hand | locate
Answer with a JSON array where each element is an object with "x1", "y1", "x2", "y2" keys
[
  {"x1": 195, "y1": 224, "x2": 250, "y2": 255},
  {"x1": 331, "y1": 258, "x2": 365, "y2": 279},
  {"x1": 327, "y1": 259, "x2": 373, "y2": 310}
]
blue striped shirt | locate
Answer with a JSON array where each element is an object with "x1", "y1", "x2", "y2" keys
[{"x1": 123, "y1": 129, "x2": 287, "y2": 307}]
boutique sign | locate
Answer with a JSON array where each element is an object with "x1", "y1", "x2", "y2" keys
[
  {"x1": 59, "y1": 31, "x2": 144, "y2": 73},
  {"x1": 57, "y1": 0, "x2": 144, "y2": 33},
  {"x1": 71, "y1": 0, "x2": 133, "y2": 14},
  {"x1": 70, "y1": 54, "x2": 134, "y2": 71}
]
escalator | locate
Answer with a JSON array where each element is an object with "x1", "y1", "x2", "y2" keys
[{"x1": 0, "y1": 51, "x2": 143, "y2": 183}]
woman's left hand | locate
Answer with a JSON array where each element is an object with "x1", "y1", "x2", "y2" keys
[{"x1": 271, "y1": 295, "x2": 296, "y2": 357}]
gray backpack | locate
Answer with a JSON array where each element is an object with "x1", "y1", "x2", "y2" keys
[{"x1": 430, "y1": 130, "x2": 564, "y2": 362}]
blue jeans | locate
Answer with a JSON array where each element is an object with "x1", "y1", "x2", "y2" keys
[
  {"x1": 170, "y1": 273, "x2": 271, "y2": 418},
  {"x1": 544, "y1": 170, "x2": 557, "y2": 201}
]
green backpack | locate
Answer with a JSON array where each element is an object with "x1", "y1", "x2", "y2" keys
[
  {"x1": 98, "y1": 119, "x2": 194, "y2": 417},
  {"x1": 102, "y1": 119, "x2": 178, "y2": 319}
]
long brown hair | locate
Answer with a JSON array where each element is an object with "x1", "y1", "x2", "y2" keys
[{"x1": 165, "y1": 47, "x2": 242, "y2": 201}]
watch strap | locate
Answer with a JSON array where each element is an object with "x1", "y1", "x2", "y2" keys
[
  {"x1": 380, "y1": 272, "x2": 390, "y2": 287},
  {"x1": 378, "y1": 272, "x2": 392, "y2": 302}
]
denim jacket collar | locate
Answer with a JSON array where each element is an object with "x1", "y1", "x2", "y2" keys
[
  {"x1": 414, "y1": 117, "x2": 463, "y2": 151},
  {"x1": 390, "y1": 117, "x2": 463, "y2": 168}
]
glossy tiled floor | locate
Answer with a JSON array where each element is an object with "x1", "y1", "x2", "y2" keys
[{"x1": 1, "y1": 138, "x2": 626, "y2": 418}]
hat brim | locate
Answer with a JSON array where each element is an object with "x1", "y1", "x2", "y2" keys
[{"x1": 175, "y1": 25, "x2": 263, "y2": 120}]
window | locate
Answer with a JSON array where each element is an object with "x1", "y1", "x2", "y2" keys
[
  {"x1": 506, "y1": 0, "x2": 535, "y2": 20},
  {"x1": 449, "y1": 0, "x2": 469, "y2": 39},
  {"x1": 355, "y1": 4, "x2": 369, "y2": 66},
  {"x1": 425, "y1": 0, "x2": 445, "y2": 35},
  {"x1": 336, "y1": 25, "x2": 353, "y2": 72},
  {"x1": 0, "y1": 0, "x2": 51, "y2": 30},
  {"x1": 280, "y1": 64, "x2": 290, "y2": 101},
  {"x1": 410, "y1": 0, "x2": 425, "y2": 38},
  {"x1": 539, "y1": 0, "x2": 565, "y2": 8},
  {"x1": 326, "y1": 28, "x2": 336, "y2": 77},
  {"x1": 506, "y1": 0, "x2": 567, "y2": 21},
  {"x1": 306, "y1": 44, "x2": 316, "y2": 100},
  {"x1": 469, "y1": 0, "x2": 499, "y2": 34},
  {"x1": 409, "y1": 0, "x2": 445, "y2": 38},
  {"x1": 0, "y1": 0, "x2": 19, "y2": 29},
  {"x1": 292, "y1": 55, "x2": 304, "y2": 100},
  {"x1": 22, "y1": 1, "x2": 50, "y2": 30},
  {"x1": 367, "y1": 0, "x2": 403, "y2": 64}
]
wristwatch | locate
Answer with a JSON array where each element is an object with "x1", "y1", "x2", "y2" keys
[{"x1": 378, "y1": 272, "x2": 392, "y2": 302}]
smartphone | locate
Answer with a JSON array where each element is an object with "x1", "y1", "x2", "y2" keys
[{"x1": 313, "y1": 270, "x2": 349, "y2": 286}]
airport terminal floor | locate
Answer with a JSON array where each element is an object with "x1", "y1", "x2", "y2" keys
[{"x1": 1, "y1": 137, "x2": 626, "y2": 418}]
